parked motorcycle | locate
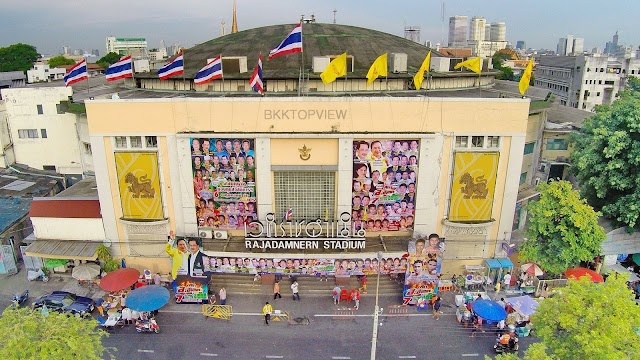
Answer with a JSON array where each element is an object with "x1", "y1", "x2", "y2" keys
[
  {"x1": 27, "y1": 269, "x2": 49, "y2": 282},
  {"x1": 135, "y1": 318, "x2": 160, "y2": 333},
  {"x1": 494, "y1": 337, "x2": 519, "y2": 354},
  {"x1": 12, "y1": 289, "x2": 29, "y2": 307}
]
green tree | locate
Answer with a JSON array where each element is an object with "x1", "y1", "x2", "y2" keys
[
  {"x1": 528, "y1": 275, "x2": 640, "y2": 359},
  {"x1": 492, "y1": 52, "x2": 515, "y2": 81},
  {"x1": 570, "y1": 89, "x2": 640, "y2": 228},
  {"x1": 0, "y1": 307, "x2": 113, "y2": 359},
  {"x1": 627, "y1": 76, "x2": 640, "y2": 92},
  {"x1": 0, "y1": 43, "x2": 40, "y2": 72},
  {"x1": 96, "y1": 52, "x2": 122, "y2": 69},
  {"x1": 48, "y1": 55, "x2": 76, "y2": 68},
  {"x1": 484, "y1": 353, "x2": 521, "y2": 360},
  {"x1": 520, "y1": 180, "x2": 605, "y2": 275}
]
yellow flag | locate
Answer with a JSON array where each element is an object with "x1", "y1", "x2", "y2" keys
[
  {"x1": 454, "y1": 57, "x2": 482, "y2": 74},
  {"x1": 320, "y1": 53, "x2": 347, "y2": 84},
  {"x1": 519, "y1": 60, "x2": 533, "y2": 95},
  {"x1": 366, "y1": 53, "x2": 388, "y2": 86},
  {"x1": 413, "y1": 51, "x2": 431, "y2": 90}
]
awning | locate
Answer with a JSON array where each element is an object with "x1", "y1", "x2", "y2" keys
[
  {"x1": 485, "y1": 259, "x2": 502, "y2": 269},
  {"x1": 498, "y1": 258, "x2": 514, "y2": 268},
  {"x1": 601, "y1": 228, "x2": 640, "y2": 255},
  {"x1": 25, "y1": 240, "x2": 99, "y2": 261},
  {"x1": 603, "y1": 263, "x2": 640, "y2": 282}
]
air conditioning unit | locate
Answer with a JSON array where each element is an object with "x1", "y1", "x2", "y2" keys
[
  {"x1": 213, "y1": 230, "x2": 228, "y2": 240},
  {"x1": 198, "y1": 229, "x2": 213, "y2": 239}
]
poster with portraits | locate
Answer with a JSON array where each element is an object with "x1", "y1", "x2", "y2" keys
[
  {"x1": 352, "y1": 139, "x2": 419, "y2": 232},
  {"x1": 403, "y1": 234, "x2": 445, "y2": 305},
  {"x1": 202, "y1": 256, "x2": 407, "y2": 276},
  {"x1": 190, "y1": 138, "x2": 257, "y2": 229}
]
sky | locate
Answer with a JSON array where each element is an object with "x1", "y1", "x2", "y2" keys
[{"x1": 1, "y1": 0, "x2": 638, "y2": 56}]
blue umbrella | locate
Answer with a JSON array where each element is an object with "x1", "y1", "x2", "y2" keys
[
  {"x1": 472, "y1": 299, "x2": 508, "y2": 322},
  {"x1": 126, "y1": 285, "x2": 170, "y2": 312}
]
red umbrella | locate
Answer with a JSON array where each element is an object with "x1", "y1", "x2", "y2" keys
[
  {"x1": 565, "y1": 267, "x2": 604, "y2": 283},
  {"x1": 99, "y1": 268, "x2": 141, "y2": 292}
]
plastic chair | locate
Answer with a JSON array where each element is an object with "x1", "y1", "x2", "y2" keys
[{"x1": 339, "y1": 289, "x2": 350, "y2": 302}]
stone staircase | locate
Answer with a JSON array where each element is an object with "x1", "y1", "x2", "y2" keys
[{"x1": 208, "y1": 274, "x2": 404, "y2": 297}]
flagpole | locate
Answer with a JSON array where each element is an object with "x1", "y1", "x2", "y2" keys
[
  {"x1": 298, "y1": 21, "x2": 304, "y2": 97},
  {"x1": 183, "y1": 50, "x2": 187, "y2": 92},
  {"x1": 131, "y1": 57, "x2": 136, "y2": 89},
  {"x1": 345, "y1": 52, "x2": 348, "y2": 93},
  {"x1": 220, "y1": 54, "x2": 225, "y2": 95}
]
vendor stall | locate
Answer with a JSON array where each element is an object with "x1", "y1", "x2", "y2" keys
[
  {"x1": 485, "y1": 258, "x2": 514, "y2": 290},
  {"x1": 464, "y1": 265, "x2": 486, "y2": 291},
  {"x1": 602, "y1": 263, "x2": 640, "y2": 282}
]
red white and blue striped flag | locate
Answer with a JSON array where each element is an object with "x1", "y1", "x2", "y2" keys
[
  {"x1": 249, "y1": 53, "x2": 264, "y2": 94},
  {"x1": 269, "y1": 23, "x2": 303, "y2": 60},
  {"x1": 158, "y1": 54, "x2": 184, "y2": 80},
  {"x1": 105, "y1": 55, "x2": 133, "y2": 82},
  {"x1": 194, "y1": 55, "x2": 223, "y2": 85},
  {"x1": 284, "y1": 208, "x2": 293, "y2": 221},
  {"x1": 63, "y1": 59, "x2": 88, "y2": 86}
]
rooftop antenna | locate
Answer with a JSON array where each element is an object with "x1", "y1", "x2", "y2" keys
[
  {"x1": 333, "y1": 9, "x2": 337, "y2": 24},
  {"x1": 221, "y1": 20, "x2": 226, "y2": 36}
]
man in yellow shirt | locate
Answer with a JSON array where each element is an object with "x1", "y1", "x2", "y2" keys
[
  {"x1": 262, "y1": 302, "x2": 273, "y2": 325},
  {"x1": 165, "y1": 231, "x2": 188, "y2": 283}
]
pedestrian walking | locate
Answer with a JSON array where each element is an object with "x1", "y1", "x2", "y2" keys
[
  {"x1": 154, "y1": 272, "x2": 162, "y2": 286},
  {"x1": 291, "y1": 280, "x2": 300, "y2": 301},
  {"x1": 262, "y1": 302, "x2": 273, "y2": 325},
  {"x1": 503, "y1": 272, "x2": 512, "y2": 290},
  {"x1": 353, "y1": 289, "x2": 361, "y2": 310},
  {"x1": 253, "y1": 273, "x2": 262, "y2": 287},
  {"x1": 122, "y1": 306, "x2": 132, "y2": 325},
  {"x1": 332, "y1": 285, "x2": 341, "y2": 305},
  {"x1": 273, "y1": 281, "x2": 282, "y2": 300},
  {"x1": 432, "y1": 296, "x2": 441, "y2": 320},
  {"x1": 219, "y1": 287, "x2": 227, "y2": 305},
  {"x1": 471, "y1": 317, "x2": 480, "y2": 337}
]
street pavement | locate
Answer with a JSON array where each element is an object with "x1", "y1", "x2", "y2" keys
[{"x1": 0, "y1": 266, "x2": 537, "y2": 360}]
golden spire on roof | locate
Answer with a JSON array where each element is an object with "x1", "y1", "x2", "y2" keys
[{"x1": 231, "y1": 0, "x2": 238, "y2": 33}]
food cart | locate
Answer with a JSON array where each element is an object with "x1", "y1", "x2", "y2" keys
[{"x1": 464, "y1": 265, "x2": 486, "y2": 290}]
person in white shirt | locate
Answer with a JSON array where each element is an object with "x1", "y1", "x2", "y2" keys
[
  {"x1": 291, "y1": 280, "x2": 300, "y2": 301},
  {"x1": 121, "y1": 307, "x2": 132, "y2": 325},
  {"x1": 503, "y1": 273, "x2": 512, "y2": 289}
]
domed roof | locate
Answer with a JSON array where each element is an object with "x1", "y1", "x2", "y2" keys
[{"x1": 177, "y1": 23, "x2": 444, "y2": 80}]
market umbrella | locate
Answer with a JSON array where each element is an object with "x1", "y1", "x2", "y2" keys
[
  {"x1": 125, "y1": 285, "x2": 170, "y2": 312},
  {"x1": 565, "y1": 267, "x2": 604, "y2": 283},
  {"x1": 471, "y1": 299, "x2": 508, "y2": 322},
  {"x1": 506, "y1": 295, "x2": 539, "y2": 317},
  {"x1": 72, "y1": 264, "x2": 101, "y2": 281},
  {"x1": 99, "y1": 268, "x2": 140, "y2": 292},
  {"x1": 520, "y1": 263, "x2": 544, "y2": 277},
  {"x1": 632, "y1": 253, "x2": 640, "y2": 266}
]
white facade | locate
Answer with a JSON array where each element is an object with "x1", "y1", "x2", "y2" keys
[
  {"x1": 106, "y1": 37, "x2": 147, "y2": 56},
  {"x1": 469, "y1": 17, "x2": 486, "y2": 42},
  {"x1": 0, "y1": 87, "x2": 85, "y2": 175},
  {"x1": 31, "y1": 217, "x2": 105, "y2": 241},
  {"x1": 448, "y1": 16, "x2": 468, "y2": 47},
  {"x1": 557, "y1": 36, "x2": 584, "y2": 56},
  {"x1": 27, "y1": 64, "x2": 66, "y2": 84},
  {"x1": 490, "y1": 22, "x2": 506, "y2": 42},
  {"x1": 469, "y1": 40, "x2": 508, "y2": 58},
  {"x1": 0, "y1": 101, "x2": 15, "y2": 167}
]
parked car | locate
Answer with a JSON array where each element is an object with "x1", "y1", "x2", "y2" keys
[{"x1": 32, "y1": 291, "x2": 95, "y2": 317}]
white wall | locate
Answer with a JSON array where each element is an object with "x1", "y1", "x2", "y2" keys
[
  {"x1": 31, "y1": 217, "x2": 105, "y2": 241},
  {"x1": 0, "y1": 87, "x2": 82, "y2": 174}
]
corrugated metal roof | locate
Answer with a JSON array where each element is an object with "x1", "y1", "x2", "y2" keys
[{"x1": 24, "y1": 240, "x2": 98, "y2": 260}]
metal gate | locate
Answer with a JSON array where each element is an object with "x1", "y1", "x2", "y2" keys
[
  {"x1": 20, "y1": 245, "x2": 43, "y2": 271},
  {"x1": 0, "y1": 245, "x2": 17, "y2": 275},
  {"x1": 202, "y1": 305, "x2": 233, "y2": 320}
]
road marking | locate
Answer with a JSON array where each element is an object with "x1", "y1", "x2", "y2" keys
[
  {"x1": 461, "y1": 354, "x2": 479, "y2": 357},
  {"x1": 200, "y1": 353, "x2": 218, "y2": 357},
  {"x1": 265, "y1": 356, "x2": 283, "y2": 359},
  {"x1": 138, "y1": 349, "x2": 154, "y2": 353},
  {"x1": 332, "y1": 357, "x2": 351, "y2": 359},
  {"x1": 399, "y1": 356, "x2": 417, "y2": 359}
]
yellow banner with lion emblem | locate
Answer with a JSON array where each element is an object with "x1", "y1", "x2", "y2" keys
[
  {"x1": 115, "y1": 152, "x2": 163, "y2": 220},
  {"x1": 449, "y1": 152, "x2": 499, "y2": 221}
]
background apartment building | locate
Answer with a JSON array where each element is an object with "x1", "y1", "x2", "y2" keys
[
  {"x1": 448, "y1": 16, "x2": 468, "y2": 47},
  {"x1": 106, "y1": 37, "x2": 148, "y2": 57}
]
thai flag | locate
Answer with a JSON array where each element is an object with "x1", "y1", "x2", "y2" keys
[
  {"x1": 158, "y1": 54, "x2": 184, "y2": 80},
  {"x1": 63, "y1": 59, "x2": 88, "y2": 86},
  {"x1": 284, "y1": 208, "x2": 293, "y2": 221},
  {"x1": 105, "y1": 56, "x2": 133, "y2": 82},
  {"x1": 269, "y1": 23, "x2": 303, "y2": 60},
  {"x1": 249, "y1": 53, "x2": 264, "y2": 94},
  {"x1": 194, "y1": 56, "x2": 223, "y2": 85}
]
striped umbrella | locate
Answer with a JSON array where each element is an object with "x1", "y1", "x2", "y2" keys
[{"x1": 520, "y1": 263, "x2": 543, "y2": 276}]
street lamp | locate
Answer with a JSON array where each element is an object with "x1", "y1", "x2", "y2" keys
[{"x1": 370, "y1": 251, "x2": 383, "y2": 360}]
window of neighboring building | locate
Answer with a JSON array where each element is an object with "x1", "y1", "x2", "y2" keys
[
  {"x1": 519, "y1": 172, "x2": 527, "y2": 185},
  {"x1": 145, "y1": 136, "x2": 158, "y2": 148},
  {"x1": 523, "y1": 142, "x2": 535, "y2": 155},
  {"x1": 486, "y1": 136, "x2": 500, "y2": 148},
  {"x1": 455, "y1": 136, "x2": 468, "y2": 148},
  {"x1": 37, "y1": 105, "x2": 43, "y2": 115},
  {"x1": 18, "y1": 129, "x2": 38, "y2": 139},
  {"x1": 599, "y1": 80, "x2": 603, "y2": 85},
  {"x1": 471, "y1": 136, "x2": 484, "y2": 148},
  {"x1": 40, "y1": 129, "x2": 47, "y2": 138},
  {"x1": 115, "y1": 136, "x2": 127, "y2": 148},
  {"x1": 597, "y1": 92, "x2": 601, "y2": 96},
  {"x1": 130, "y1": 136, "x2": 142, "y2": 148},
  {"x1": 274, "y1": 171, "x2": 335, "y2": 221},
  {"x1": 83, "y1": 142, "x2": 92, "y2": 155},
  {"x1": 43, "y1": 165, "x2": 56, "y2": 171},
  {"x1": 56, "y1": 103, "x2": 64, "y2": 114},
  {"x1": 546, "y1": 138, "x2": 569, "y2": 150}
]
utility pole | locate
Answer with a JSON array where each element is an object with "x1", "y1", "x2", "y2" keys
[
  {"x1": 333, "y1": 9, "x2": 337, "y2": 24},
  {"x1": 370, "y1": 252, "x2": 383, "y2": 360}
]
